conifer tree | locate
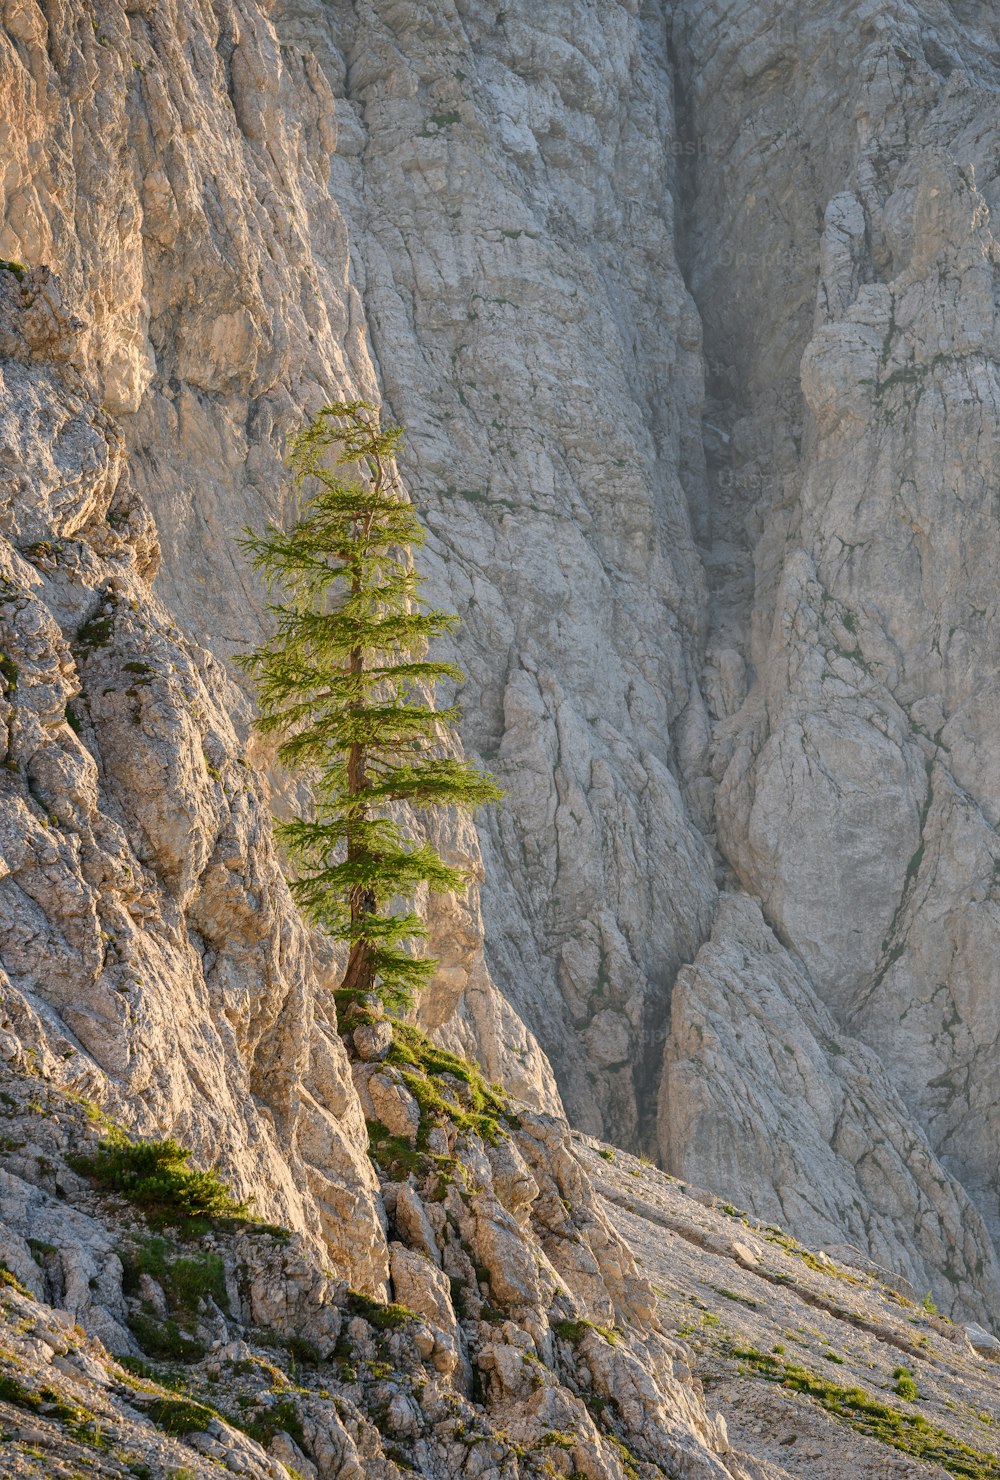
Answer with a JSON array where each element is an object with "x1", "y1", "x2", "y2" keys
[{"x1": 238, "y1": 401, "x2": 501, "y2": 1012}]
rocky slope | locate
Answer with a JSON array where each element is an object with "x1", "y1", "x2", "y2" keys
[{"x1": 4, "y1": 0, "x2": 1000, "y2": 1468}]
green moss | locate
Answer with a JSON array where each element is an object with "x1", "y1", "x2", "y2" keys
[
  {"x1": 598, "y1": 1148, "x2": 615, "y2": 1163},
  {"x1": 68, "y1": 1132, "x2": 247, "y2": 1230},
  {"x1": 0, "y1": 259, "x2": 27, "y2": 280},
  {"x1": 731, "y1": 1346, "x2": 1000, "y2": 1477},
  {"x1": 0, "y1": 653, "x2": 18, "y2": 690}
]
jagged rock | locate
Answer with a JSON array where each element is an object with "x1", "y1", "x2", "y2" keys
[
  {"x1": 353, "y1": 1066, "x2": 421, "y2": 1144},
  {"x1": 388, "y1": 1242, "x2": 457, "y2": 1341},
  {"x1": 966, "y1": 1323, "x2": 1000, "y2": 1358},
  {"x1": 353, "y1": 1020, "x2": 393, "y2": 1063}
]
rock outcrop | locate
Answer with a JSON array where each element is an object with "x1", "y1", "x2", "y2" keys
[{"x1": 4, "y1": 0, "x2": 1000, "y2": 1417}]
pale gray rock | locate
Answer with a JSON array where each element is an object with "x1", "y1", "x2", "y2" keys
[{"x1": 5, "y1": 0, "x2": 1000, "y2": 1371}]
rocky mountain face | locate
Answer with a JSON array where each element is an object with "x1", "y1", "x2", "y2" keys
[{"x1": 4, "y1": 0, "x2": 1000, "y2": 1473}]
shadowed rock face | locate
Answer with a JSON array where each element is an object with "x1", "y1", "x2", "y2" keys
[{"x1": 4, "y1": 0, "x2": 1000, "y2": 1337}]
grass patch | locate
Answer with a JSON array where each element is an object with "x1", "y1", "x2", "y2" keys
[
  {"x1": 345, "y1": 1010, "x2": 516, "y2": 1149},
  {"x1": 0, "y1": 1373, "x2": 84, "y2": 1424},
  {"x1": 345, "y1": 1290, "x2": 418, "y2": 1331},
  {"x1": 239, "y1": 1396, "x2": 304, "y2": 1447},
  {"x1": 127, "y1": 1311, "x2": 205, "y2": 1363},
  {"x1": 895, "y1": 1366, "x2": 919, "y2": 1401},
  {"x1": 144, "y1": 1396, "x2": 216, "y2": 1435},
  {"x1": 76, "y1": 615, "x2": 113, "y2": 649},
  {"x1": 552, "y1": 1318, "x2": 617, "y2": 1346},
  {"x1": 731, "y1": 1346, "x2": 1000, "y2": 1477},
  {"x1": 764, "y1": 1231, "x2": 860, "y2": 1282},
  {"x1": 69, "y1": 1133, "x2": 247, "y2": 1230},
  {"x1": 0, "y1": 1262, "x2": 33, "y2": 1298},
  {"x1": 122, "y1": 1238, "x2": 227, "y2": 1319}
]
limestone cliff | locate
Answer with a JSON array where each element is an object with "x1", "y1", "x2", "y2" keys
[{"x1": 5, "y1": 6, "x2": 1000, "y2": 1479}]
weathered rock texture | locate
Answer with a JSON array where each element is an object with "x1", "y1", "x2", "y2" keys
[
  {"x1": 664, "y1": 0, "x2": 1000, "y2": 1320},
  {"x1": 4, "y1": 0, "x2": 1000, "y2": 1368}
]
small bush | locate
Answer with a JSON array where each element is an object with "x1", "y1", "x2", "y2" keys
[
  {"x1": 894, "y1": 1366, "x2": 919, "y2": 1402},
  {"x1": 345, "y1": 1290, "x2": 418, "y2": 1330},
  {"x1": 69, "y1": 1134, "x2": 246, "y2": 1229}
]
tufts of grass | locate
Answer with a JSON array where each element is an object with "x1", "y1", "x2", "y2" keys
[
  {"x1": 552, "y1": 1318, "x2": 617, "y2": 1346},
  {"x1": 894, "y1": 1366, "x2": 919, "y2": 1402},
  {"x1": 345, "y1": 1290, "x2": 419, "y2": 1331},
  {"x1": 127, "y1": 1311, "x2": 205, "y2": 1364},
  {"x1": 0, "y1": 1373, "x2": 86, "y2": 1425},
  {"x1": 239, "y1": 1395, "x2": 305, "y2": 1447},
  {"x1": 731, "y1": 1346, "x2": 1000, "y2": 1478},
  {"x1": 144, "y1": 1396, "x2": 216, "y2": 1435},
  {"x1": 0, "y1": 1262, "x2": 33, "y2": 1298},
  {"x1": 77, "y1": 615, "x2": 113, "y2": 649},
  {"x1": 122, "y1": 1237, "x2": 227, "y2": 1319}
]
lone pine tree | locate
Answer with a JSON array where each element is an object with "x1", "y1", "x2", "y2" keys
[{"x1": 239, "y1": 401, "x2": 501, "y2": 1011}]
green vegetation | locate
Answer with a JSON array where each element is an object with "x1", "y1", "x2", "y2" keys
[
  {"x1": 122, "y1": 1237, "x2": 228, "y2": 1321},
  {"x1": 144, "y1": 1396, "x2": 216, "y2": 1435},
  {"x1": 731, "y1": 1346, "x2": 1000, "y2": 1477},
  {"x1": 68, "y1": 1132, "x2": 246, "y2": 1231},
  {"x1": 552, "y1": 1318, "x2": 617, "y2": 1347},
  {"x1": 386, "y1": 1019, "x2": 514, "y2": 1146},
  {"x1": 240, "y1": 1396, "x2": 305, "y2": 1447},
  {"x1": 238, "y1": 400, "x2": 500, "y2": 1012},
  {"x1": 0, "y1": 1261, "x2": 32, "y2": 1297},
  {"x1": 0, "y1": 259, "x2": 27, "y2": 280},
  {"x1": 126, "y1": 1311, "x2": 205, "y2": 1363},
  {"x1": 764, "y1": 1229, "x2": 860, "y2": 1282},
  {"x1": 0, "y1": 1372, "x2": 85, "y2": 1425},
  {"x1": 894, "y1": 1366, "x2": 919, "y2": 1401},
  {"x1": 345, "y1": 1290, "x2": 419, "y2": 1331}
]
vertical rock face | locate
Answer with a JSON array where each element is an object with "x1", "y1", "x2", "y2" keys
[
  {"x1": 262, "y1": 0, "x2": 722, "y2": 1148},
  {"x1": 0, "y1": 263, "x2": 388, "y2": 1290},
  {"x1": 5, "y1": 0, "x2": 1000, "y2": 1336},
  {"x1": 663, "y1": 0, "x2": 1000, "y2": 1317}
]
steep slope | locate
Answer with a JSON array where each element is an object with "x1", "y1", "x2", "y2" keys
[
  {"x1": 0, "y1": 1017, "x2": 746, "y2": 1478},
  {"x1": 664, "y1": 0, "x2": 1000, "y2": 1313},
  {"x1": 4, "y1": 0, "x2": 1000, "y2": 1356}
]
